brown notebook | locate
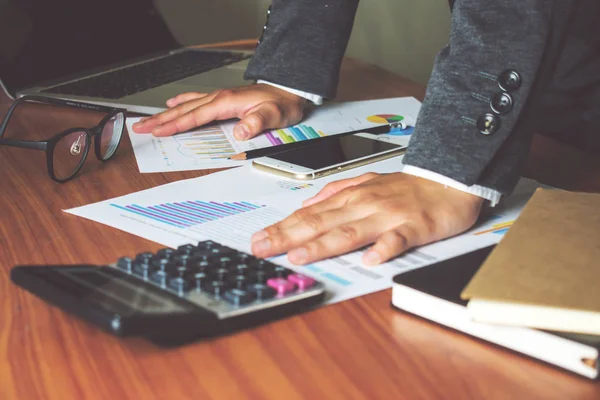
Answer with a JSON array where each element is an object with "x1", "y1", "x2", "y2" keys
[{"x1": 461, "y1": 188, "x2": 600, "y2": 335}]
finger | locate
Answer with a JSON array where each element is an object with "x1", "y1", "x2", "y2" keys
[
  {"x1": 362, "y1": 223, "x2": 421, "y2": 265},
  {"x1": 133, "y1": 93, "x2": 219, "y2": 133},
  {"x1": 151, "y1": 99, "x2": 236, "y2": 137},
  {"x1": 285, "y1": 215, "x2": 390, "y2": 265},
  {"x1": 166, "y1": 92, "x2": 208, "y2": 107},
  {"x1": 251, "y1": 191, "x2": 354, "y2": 243},
  {"x1": 233, "y1": 102, "x2": 290, "y2": 141},
  {"x1": 302, "y1": 173, "x2": 379, "y2": 207},
  {"x1": 251, "y1": 206, "x2": 370, "y2": 258}
]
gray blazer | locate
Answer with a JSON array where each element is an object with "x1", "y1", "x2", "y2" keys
[{"x1": 245, "y1": 0, "x2": 600, "y2": 195}]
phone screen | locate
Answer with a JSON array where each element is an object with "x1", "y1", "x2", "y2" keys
[{"x1": 269, "y1": 134, "x2": 402, "y2": 170}]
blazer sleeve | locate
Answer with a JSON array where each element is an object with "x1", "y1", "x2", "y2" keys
[
  {"x1": 244, "y1": 0, "x2": 359, "y2": 99},
  {"x1": 402, "y1": 0, "x2": 557, "y2": 195}
]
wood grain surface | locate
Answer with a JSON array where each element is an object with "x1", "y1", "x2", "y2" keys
[{"x1": 1, "y1": 44, "x2": 599, "y2": 400}]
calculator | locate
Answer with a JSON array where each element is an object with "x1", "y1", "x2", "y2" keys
[{"x1": 10, "y1": 240, "x2": 326, "y2": 346}]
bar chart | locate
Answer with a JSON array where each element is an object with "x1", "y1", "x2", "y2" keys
[
  {"x1": 110, "y1": 200, "x2": 265, "y2": 228},
  {"x1": 172, "y1": 126, "x2": 237, "y2": 160},
  {"x1": 264, "y1": 124, "x2": 326, "y2": 145}
]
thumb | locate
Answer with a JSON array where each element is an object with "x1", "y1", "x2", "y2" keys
[{"x1": 233, "y1": 102, "x2": 300, "y2": 141}]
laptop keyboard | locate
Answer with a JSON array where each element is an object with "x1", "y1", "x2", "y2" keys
[{"x1": 42, "y1": 50, "x2": 251, "y2": 99}]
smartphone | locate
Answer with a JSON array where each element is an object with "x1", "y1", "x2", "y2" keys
[{"x1": 252, "y1": 132, "x2": 407, "y2": 180}]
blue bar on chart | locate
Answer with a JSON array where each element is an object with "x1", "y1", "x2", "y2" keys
[{"x1": 110, "y1": 200, "x2": 264, "y2": 228}]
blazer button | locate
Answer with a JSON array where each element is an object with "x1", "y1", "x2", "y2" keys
[
  {"x1": 498, "y1": 70, "x2": 521, "y2": 92},
  {"x1": 476, "y1": 113, "x2": 500, "y2": 135},
  {"x1": 490, "y1": 92, "x2": 513, "y2": 115}
]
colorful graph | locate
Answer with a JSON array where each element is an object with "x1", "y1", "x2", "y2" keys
[
  {"x1": 366, "y1": 114, "x2": 414, "y2": 136},
  {"x1": 367, "y1": 114, "x2": 405, "y2": 124},
  {"x1": 473, "y1": 220, "x2": 515, "y2": 235},
  {"x1": 264, "y1": 124, "x2": 326, "y2": 145},
  {"x1": 110, "y1": 200, "x2": 264, "y2": 228},
  {"x1": 276, "y1": 181, "x2": 314, "y2": 191},
  {"x1": 169, "y1": 127, "x2": 237, "y2": 160}
]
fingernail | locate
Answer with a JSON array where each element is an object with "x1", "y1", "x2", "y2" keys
[
  {"x1": 251, "y1": 230, "x2": 269, "y2": 242},
  {"x1": 253, "y1": 239, "x2": 271, "y2": 253},
  {"x1": 166, "y1": 98, "x2": 175, "y2": 106},
  {"x1": 235, "y1": 124, "x2": 249, "y2": 140},
  {"x1": 288, "y1": 247, "x2": 309, "y2": 264},
  {"x1": 363, "y1": 250, "x2": 381, "y2": 265}
]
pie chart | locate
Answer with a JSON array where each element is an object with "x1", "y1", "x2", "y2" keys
[
  {"x1": 367, "y1": 114, "x2": 404, "y2": 124},
  {"x1": 367, "y1": 114, "x2": 414, "y2": 136}
]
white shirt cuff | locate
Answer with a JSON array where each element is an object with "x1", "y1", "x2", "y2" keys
[
  {"x1": 402, "y1": 165, "x2": 502, "y2": 206},
  {"x1": 257, "y1": 80, "x2": 323, "y2": 105}
]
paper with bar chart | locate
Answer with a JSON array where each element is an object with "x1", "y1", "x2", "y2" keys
[
  {"x1": 127, "y1": 119, "x2": 246, "y2": 172},
  {"x1": 222, "y1": 97, "x2": 421, "y2": 154},
  {"x1": 66, "y1": 158, "x2": 546, "y2": 305}
]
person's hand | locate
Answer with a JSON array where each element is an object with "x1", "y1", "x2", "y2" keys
[
  {"x1": 250, "y1": 172, "x2": 485, "y2": 265},
  {"x1": 131, "y1": 84, "x2": 307, "y2": 140}
]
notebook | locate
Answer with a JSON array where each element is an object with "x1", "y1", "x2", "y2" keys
[
  {"x1": 391, "y1": 246, "x2": 600, "y2": 380},
  {"x1": 0, "y1": 0, "x2": 252, "y2": 114},
  {"x1": 461, "y1": 189, "x2": 600, "y2": 335}
]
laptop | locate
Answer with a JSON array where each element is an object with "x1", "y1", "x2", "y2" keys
[{"x1": 0, "y1": 0, "x2": 254, "y2": 115}]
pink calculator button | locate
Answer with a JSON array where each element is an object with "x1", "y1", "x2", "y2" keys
[
  {"x1": 266, "y1": 278, "x2": 296, "y2": 296},
  {"x1": 287, "y1": 274, "x2": 316, "y2": 290}
]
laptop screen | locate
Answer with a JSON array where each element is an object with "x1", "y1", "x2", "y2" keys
[{"x1": 0, "y1": 0, "x2": 179, "y2": 97}]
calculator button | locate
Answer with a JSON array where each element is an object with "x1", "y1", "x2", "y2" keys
[
  {"x1": 273, "y1": 266, "x2": 290, "y2": 278},
  {"x1": 191, "y1": 260, "x2": 210, "y2": 274},
  {"x1": 156, "y1": 248, "x2": 175, "y2": 259},
  {"x1": 203, "y1": 280, "x2": 229, "y2": 297},
  {"x1": 116, "y1": 257, "x2": 133, "y2": 273},
  {"x1": 177, "y1": 244, "x2": 196, "y2": 254},
  {"x1": 250, "y1": 269, "x2": 272, "y2": 284},
  {"x1": 151, "y1": 270, "x2": 168, "y2": 287},
  {"x1": 168, "y1": 277, "x2": 191, "y2": 295},
  {"x1": 192, "y1": 272, "x2": 207, "y2": 290},
  {"x1": 171, "y1": 265, "x2": 189, "y2": 279},
  {"x1": 152, "y1": 258, "x2": 170, "y2": 272},
  {"x1": 250, "y1": 259, "x2": 272, "y2": 270},
  {"x1": 217, "y1": 256, "x2": 233, "y2": 267},
  {"x1": 171, "y1": 253, "x2": 191, "y2": 266},
  {"x1": 246, "y1": 283, "x2": 277, "y2": 300},
  {"x1": 212, "y1": 267, "x2": 229, "y2": 281},
  {"x1": 189, "y1": 252, "x2": 210, "y2": 263},
  {"x1": 198, "y1": 240, "x2": 217, "y2": 249},
  {"x1": 287, "y1": 274, "x2": 316, "y2": 290},
  {"x1": 267, "y1": 278, "x2": 296, "y2": 296},
  {"x1": 135, "y1": 252, "x2": 154, "y2": 264},
  {"x1": 230, "y1": 274, "x2": 248, "y2": 289},
  {"x1": 233, "y1": 263, "x2": 250, "y2": 275},
  {"x1": 132, "y1": 262, "x2": 151, "y2": 279},
  {"x1": 223, "y1": 288, "x2": 254, "y2": 306}
]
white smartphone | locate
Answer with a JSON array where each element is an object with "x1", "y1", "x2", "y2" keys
[{"x1": 252, "y1": 132, "x2": 407, "y2": 180}]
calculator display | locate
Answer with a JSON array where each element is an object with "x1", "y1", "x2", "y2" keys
[{"x1": 57, "y1": 268, "x2": 194, "y2": 315}]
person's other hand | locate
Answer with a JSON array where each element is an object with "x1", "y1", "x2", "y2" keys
[
  {"x1": 131, "y1": 84, "x2": 307, "y2": 140},
  {"x1": 250, "y1": 173, "x2": 485, "y2": 265}
]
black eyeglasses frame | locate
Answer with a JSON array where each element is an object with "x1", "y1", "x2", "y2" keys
[{"x1": 0, "y1": 95, "x2": 127, "y2": 182}]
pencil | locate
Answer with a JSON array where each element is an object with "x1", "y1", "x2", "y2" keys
[{"x1": 228, "y1": 121, "x2": 408, "y2": 160}]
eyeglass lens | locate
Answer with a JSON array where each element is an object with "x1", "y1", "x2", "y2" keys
[
  {"x1": 100, "y1": 112, "x2": 125, "y2": 160},
  {"x1": 52, "y1": 131, "x2": 89, "y2": 181}
]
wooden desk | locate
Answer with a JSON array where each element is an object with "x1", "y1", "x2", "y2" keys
[{"x1": 1, "y1": 49, "x2": 599, "y2": 400}]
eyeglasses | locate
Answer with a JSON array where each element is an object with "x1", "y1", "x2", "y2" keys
[{"x1": 0, "y1": 95, "x2": 126, "y2": 182}]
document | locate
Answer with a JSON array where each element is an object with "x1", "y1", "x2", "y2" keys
[
  {"x1": 65, "y1": 157, "x2": 544, "y2": 305},
  {"x1": 126, "y1": 97, "x2": 420, "y2": 172}
]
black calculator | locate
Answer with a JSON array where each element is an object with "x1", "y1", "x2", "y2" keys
[{"x1": 10, "y1": 240, "x2": 326, "y2": 346}]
